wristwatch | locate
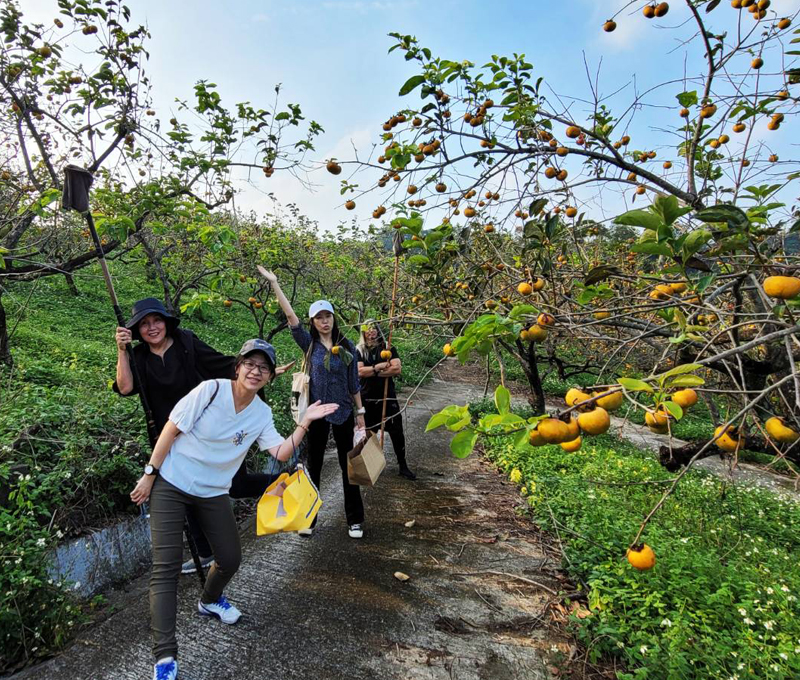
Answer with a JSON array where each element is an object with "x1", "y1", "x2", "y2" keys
[
  {"x1": 144, "y1": 464, "x2": 159, "y2": 476},
  {"x1": 355, "y1": 407, "x2": 366, "y2": 415}
]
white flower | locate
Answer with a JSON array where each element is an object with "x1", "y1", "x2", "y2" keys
[
  {"x1": 764, "y1": 621, "x2": 774, "y2": 630},
  {"x1": 680, "y1": 537, "x2": 689, "y2": 543},
  {"x1": 639, "y1": 646, "x2": 648, "y2": 655},
  {"x1": 781, "y1": 585, "x2": 790, "y2": 593},
  {"x1": 72, "y1": 582, "x2": 81, "y2": 590},
  {"x1": 738, "y1": 608, "x2": 747, "y2": 616},
  {"x1": 661, "y1": 618, "x2": 672, "y2": 627},
  {"x1": 36, "y1": 538, "x2": 46, "y2": 547},
  {"x1": 779, "y1": 653, "x2": 788, "y2": 660},
  {"x1": 766, "y1": 587, "x2": 774, "y2": 595},
  {"x1": 743, "y1": 618, "x2": 755, "y2": 626}
]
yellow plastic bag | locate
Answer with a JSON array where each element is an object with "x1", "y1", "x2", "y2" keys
[{"x1": 256, "y1": 465, "x2": 322, "y2": 536}]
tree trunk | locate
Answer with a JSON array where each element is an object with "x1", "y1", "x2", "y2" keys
[
  {"x1": 63, "y1": 272, "x2": 79, "y2": 296},
  {"x1": 0, "y1": 289, "x2": 12, "y2": 368},
  {"x1": 520, "y1": 341, "x2": 545, "y2": 415}
]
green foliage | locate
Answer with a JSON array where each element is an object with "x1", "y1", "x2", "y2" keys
[{"x1": 484, "y1": 432, "x2": 800, "y2": 679}]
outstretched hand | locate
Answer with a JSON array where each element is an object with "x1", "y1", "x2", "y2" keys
[
  {"x1": 257, "y1": 266, "x2": 277, "y2": 284},
  {"x1": 275, "y1": 360, "x2": 296, "y2": 376},
  {"x1": 304, "y1": 400, "x2": 339, "y2": 422}
]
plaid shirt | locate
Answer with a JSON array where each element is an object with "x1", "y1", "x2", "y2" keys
[{"x1": 290, "y1": 324, "x2": 360, "y2": 425}]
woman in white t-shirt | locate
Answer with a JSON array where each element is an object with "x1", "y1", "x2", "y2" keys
[{"x1": 129, "y1": 339, "x2": 338, "y2": 680}]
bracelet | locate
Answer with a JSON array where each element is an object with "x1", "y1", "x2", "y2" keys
[{"x1": 297, "y1": 422, "x2": 308, "y2": 432}]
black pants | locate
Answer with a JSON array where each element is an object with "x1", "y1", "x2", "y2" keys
[
  {"x1": 188, "y1": 461, "x2": 277, "y2": 559},
  {"x1": 306, "y1": 413, "x2": 364, "y2": 526},
  {"x1": 364, "y1": 398, "x2": 407, "y2": 467}
]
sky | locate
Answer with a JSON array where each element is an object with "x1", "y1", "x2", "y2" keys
[{"x1": 22, "y1": 0, "x2": 800, "y2": 230}]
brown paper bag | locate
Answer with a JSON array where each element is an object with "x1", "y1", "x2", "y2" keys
[{"x1": 347, "y1": 432, "x2": 386, "y2": 486}]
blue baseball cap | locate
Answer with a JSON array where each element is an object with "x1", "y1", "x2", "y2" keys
[{"x1": 237, "y1": 338, "x2": 276, "y2": 371}]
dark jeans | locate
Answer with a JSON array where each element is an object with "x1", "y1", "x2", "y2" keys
[
  {"x1": 188, "y1": 461, "x2": 276, "y2": 559},
  {"x1": 306, "y1": 413, "x2": 364, "y2": 526},
  {"x1": 149, "y1": 478, "x2": 241, "y2": 660},
  {"x1": 364, "y1": 398, "x2": 407, "y2": 467}
]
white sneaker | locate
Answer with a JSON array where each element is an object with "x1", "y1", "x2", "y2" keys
[
  {"x1": 348, "y1": 523, "x2": 364, "y2": 539},
  {"x1": 297, "y1": 528, "x2": 313, "y2": 537},
  {"x1": 153, "y1": 657, "x2": 178, "y2": 680},
  {"x1": 198, "y1": 595, "x2": 241, "y2": 624},
  {"x1": 181, "y1": 554, "x2": 214, "y2": 574}
]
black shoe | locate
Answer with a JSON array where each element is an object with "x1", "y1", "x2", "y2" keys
[{"x1": 399, "y1": 466, "x2": 417, "y2": 481}]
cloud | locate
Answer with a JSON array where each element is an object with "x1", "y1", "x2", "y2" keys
[{"x1": 251, "y1": 13, "x2": 270, "y2": 22}]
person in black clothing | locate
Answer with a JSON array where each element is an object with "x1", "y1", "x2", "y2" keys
[
  {"x1": 356, "y1": 320, "x2": 416, "y2": 480},
  {"x1": 113, "y1": 298, "x2": 292, "y2": 573}
]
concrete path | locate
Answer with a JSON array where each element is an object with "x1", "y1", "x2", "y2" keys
[{"x1": 20, "y1": 379, "x2": 565, "y2": 680}]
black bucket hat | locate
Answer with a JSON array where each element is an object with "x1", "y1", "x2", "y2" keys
[{"x1": 125, "y1": 298, "x2": 179, "y2": 341}]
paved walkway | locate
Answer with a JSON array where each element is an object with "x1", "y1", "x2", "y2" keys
[{"x1": 20, "y1": 380, "x2": 565, "y2": 680}]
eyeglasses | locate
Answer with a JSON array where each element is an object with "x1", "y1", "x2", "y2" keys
[{"x1": 241, "y1": 360, "x2": 271, "y2": 375}]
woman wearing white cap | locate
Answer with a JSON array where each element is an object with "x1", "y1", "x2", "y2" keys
[{"x1": 263, "y1": 270, "x2": 367, "y2": 539}]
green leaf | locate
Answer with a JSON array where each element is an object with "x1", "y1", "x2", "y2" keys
[
  {"x1": 615, "y1": 209, "x2": 663, "y2": 231},
  {"x1": 509, "y1": 304, "x2": 537, "y2": 320},
  {"x1": 662, "y1": 400, "x2": 684, "y2": 421},
  {"x1": 669, "y1": 375, "x2": 705, "y2": 387},
  {"x1": 694, "y1": 205, "x2": 749, "y2": 231},
  {"x1": 652, "y1": 195, "x2": 693, "y2": 226},
  {"x1": 619, "y1": 378, "x2": 654, "y2": 393},
  {"x1": 683, "y1": 228, "x2": 712, "y2": 257},
  {"x1": 676, "y1": 90, "x2": 698, "y2": 108},
  {"x1": 656, "y1": 363, "x2": 703, "y2": 379},
  {"x1": 450, "y1": 427, "x2": 479, "y2": 458},
  {"x1": 398, "y1": 74, "x2": 426, "y2": 96},
  {"x1": 494, "y1": 384, "x2": 511, "y2": 415},
  {"x1": 425, "y1": 412, "x2": 450, "y2": 431},
  {"x1": 631, "y1": 242, "x2": 672, "y2": 257}
]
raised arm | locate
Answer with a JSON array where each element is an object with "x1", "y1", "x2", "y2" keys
[
  {"x1": 114, "y1": 326, "x2": 136, "y2": 395},
  {"x1": 262, "y1": 269, "x2": 300, "y2": 328}
]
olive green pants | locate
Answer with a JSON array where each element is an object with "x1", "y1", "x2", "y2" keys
[{"x1": 149, "y1": 477, "x2": 241, "y2": 661}]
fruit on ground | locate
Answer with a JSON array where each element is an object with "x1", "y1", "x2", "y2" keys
[
  {"x1": 443, "y1": 343, "x2": 456, "y2": 357},
  {"x1": 672, "y1": 389, "x2": 698, "y2": 409},
  {"x1": 714, "y1": 425, "x2": 743, "y2": 452},
  {"x1": 578, "y1": 407, "x2": 611, "y2": 435},
  {"x1": 517, "y1": 282, "x2": 533, "y2": 295},
  {"x1": 627, "y1": 544, "x2": 656, "y2": 570},
  {"x1": 538, "y1": 418, "x2": 571, "y2": 444},
  {"x1": 565, "y1": 388, "x2": 590, "y2": 407},
  {"x1": 593, "y1": 390, "x2": 623, "y2": 411},
  {"x1": 527, "y1": 324, "x2": 548, "y2": 342},
  {"x1": 593, "y1": 311, "x2": 610, "y2": 320},
  {"x1": 765, "y1": 417, "x2": 799, "y2": 444},
  {"x1": 485, "y1": 299, "x2": 497, "y2": 309},
  {"x1": 532, "y1": 278, "x2": 545, "y2": 291},
  {"x1": 669, "y1": 282, "x2": 687, "y2": 294},
  {"x1": 763, "y1": 276, "x2": 800, "y2": 299},
  {"x1": 326, "y1": 160, "x2": 342, "y2": 175},
  {"x1": 560, "y1": 437, "x2": 582, "y2": 452},
  {"x1": 380, "y1": 350, "x2": 392, "y2": 360}
]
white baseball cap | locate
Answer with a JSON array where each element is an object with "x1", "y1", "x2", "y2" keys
[{"x1": 308, "y1": 300, "x2": 334, "y2": 318}]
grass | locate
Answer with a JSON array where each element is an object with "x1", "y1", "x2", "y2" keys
[
  {"x1": 483, "y1": 429, "x2": 800, "y2": 679},
  {"x1": 0, "y1": 262, "x2": 437, "y2": 671}
]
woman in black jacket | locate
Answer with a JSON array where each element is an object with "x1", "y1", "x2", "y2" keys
[{"x1": 114, "y1": 298, "x2": 291, "y2": 572}]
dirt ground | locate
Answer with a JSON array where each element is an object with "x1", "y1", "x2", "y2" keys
[{"x1": 15, "y1": 376, "x2": 582, "y2": 680}]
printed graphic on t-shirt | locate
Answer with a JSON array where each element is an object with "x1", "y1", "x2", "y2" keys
[{"x1": 232, "y1": 430, "x2": 246, "y2": 446}]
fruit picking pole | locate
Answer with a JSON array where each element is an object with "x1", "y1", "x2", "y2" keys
[
  {"x1": 62, "y1": 166, "x2": 206, "y2": 585},
  {"x1": 379, "y1": 235, "x2": 403, "y2": 446}
]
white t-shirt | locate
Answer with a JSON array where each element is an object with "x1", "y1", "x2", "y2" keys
[{"x1": 159, "y1": 379, "x2": 285, "y2": 498}]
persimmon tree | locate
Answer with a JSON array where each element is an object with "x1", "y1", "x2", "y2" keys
[
  {"x1": 0, "y1": 0, "x2": 322, "y2": 366},
  {"x1": 341, "y1": 2, "x2": 800, "y2": 484}
]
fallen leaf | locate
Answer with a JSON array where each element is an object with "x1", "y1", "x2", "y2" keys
[
  {"x1": 394, "y1": 571, "x2": 410, "y2": 582},
  {"x1": 404, "y1": 519, "x2": 416, "y2": 528}
]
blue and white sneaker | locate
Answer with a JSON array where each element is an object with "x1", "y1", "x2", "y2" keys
[
  {"x1": 198, "y1": 595, "x2": 241, "y2": 624},
  {"x1": 153, "y1": 657, "x2": 177, "y2": 680}
]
